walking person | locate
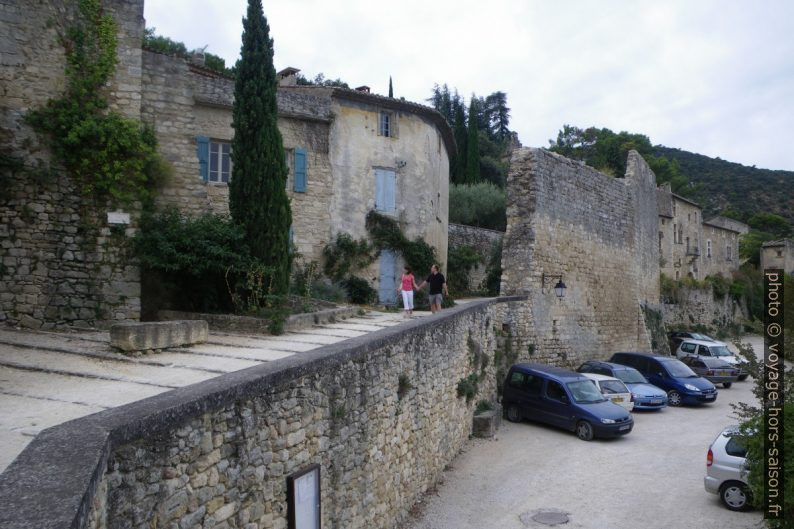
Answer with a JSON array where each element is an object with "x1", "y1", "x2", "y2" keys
[
  {"x1": 417, "y1": 264, "x2": 448, "y2": 314},
  {"x1": 398, "y1": 266, "x2": 419, "y2": 318}
]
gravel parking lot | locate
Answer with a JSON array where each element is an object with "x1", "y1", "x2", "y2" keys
[{"x1": 405, "y1": 337, "x2": 765, "y2": 529}]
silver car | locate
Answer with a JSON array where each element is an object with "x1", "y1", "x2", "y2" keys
[{"x1": 704, "y1": 426, "x2": 752, "y2": 511}]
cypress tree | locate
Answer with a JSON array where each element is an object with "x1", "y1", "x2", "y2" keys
[
  {"x1": 229, "y1": 0, "x2": 291, "y2": 294},
  {"x1": 388, "y1": 76, "x2": 393, "y2": 97},
  {"x1": 452, "y1": 101, "x2": 467, "y2": 184},
  {"x1": 464, "y1": 98, "x2": 481, "y2": 184}
]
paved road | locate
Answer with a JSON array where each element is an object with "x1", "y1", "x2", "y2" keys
[
  {"x1": 405, "y1": 336, "x2": 766, "y2": 529},
  {"x1": 0, "y1": 309, "x2": 423, "y2": 472}
]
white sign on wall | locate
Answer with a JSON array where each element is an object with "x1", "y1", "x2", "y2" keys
[
  {"x1": 288, "y1": 464, "x2": 321, "y2": 529},
  {"x1": 107, "y1": 211, "x2": 131, "y2": 225}
]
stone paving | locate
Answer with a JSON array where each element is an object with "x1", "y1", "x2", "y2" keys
[{"x1": 0, "y1": 309, "x2": 426, "y2": 472}]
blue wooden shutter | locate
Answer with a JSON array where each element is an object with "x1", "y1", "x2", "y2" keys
[
  {"x1": 293, "y1": 148, "x2": 307, "y2": 192},
  {"x1": 196, "y1": 136, "x2": 209, "y2": 182},
  {"x1": 375, "y1": 169, "x2": 396, "y2": 213}
]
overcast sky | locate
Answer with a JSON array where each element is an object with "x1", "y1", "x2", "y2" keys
[{"x1": 144, "y1": 0, "x2": 794, "y2": 171}]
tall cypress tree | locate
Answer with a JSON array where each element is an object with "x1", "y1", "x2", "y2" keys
[
  {"x1": 464, "y1": 98, "x2": 480, "y2": 184},
  {"x1": 229, "y1": 0, "x2": 291, "y2": 294},
  {"x1": 452, "y1": 101, "x2": 467, "y2": 184},
  {"x1": 388, "y1": 76, "x2": 393, "y2": 97}
]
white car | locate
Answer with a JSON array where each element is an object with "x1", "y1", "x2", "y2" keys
[
  {"x1": 580, "y1": 373, "x2": 634, "y2": 411},
  {"x1": 675, "y1": 339, "x2": 749, "y2": 381},
  {"x1": 705, "y1": 426, "x2": 752, "y2": 510}
]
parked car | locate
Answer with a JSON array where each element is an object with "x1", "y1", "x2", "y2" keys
[
  {"x1": 705, "y1": 426, "x2": 752, "y2": 511},
  {"x1": 579, "y1": 373, "x2": 634, "y2": 411},
  {"x1": 502, "y1": 363, "x2": 633, "y2": 441},
  {"x1": 675, "y1": 339, "x2": 749, "y2": 381},
  {"x1": 669, "y1": 330, "x2": 714, "y2": 350},
  {"x1": 577, "y1": 360, "x2": 668, "y2": 410},
  {"x1": 680, "y1": 355, "x2": 739, "y2": 388},
  {"x1": 609, "y1": 352, "x2": 717, "y2": 406}
]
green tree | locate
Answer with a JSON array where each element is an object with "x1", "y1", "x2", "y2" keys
[
  {"x1": 484, "y1": 91, "x2": 511, "y2": 141},
  {"x1": 451, "y1": 101, "x2": 467, "y2": 184},
  {"x1": 449, "y1": 182, "x2": 505, "y2": 230},
  {"x1": 747, "y1": 213, "x2": 791, "y2": 238},
  {"x1": 464, "y1": 98, "x2": 481, "y2": 184},
  {"x1": 229, "y1": 0, "x2": 291, "y2": 294},
  {"x1": 388, "y1": 76, "x2": 393, "y2": 98}
]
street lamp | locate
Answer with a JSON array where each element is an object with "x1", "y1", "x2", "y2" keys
[{"x1": 542, "y1": 273, "x2": 567, "y2": 299}]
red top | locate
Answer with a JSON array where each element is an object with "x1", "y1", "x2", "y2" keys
[{"x1": 401, "y1": 273, "x2": 416, "y2": 291}]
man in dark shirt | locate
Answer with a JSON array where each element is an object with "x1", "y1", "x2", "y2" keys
[{"x1": 418, "y1": 264, "x2": 448, "y2": 314}]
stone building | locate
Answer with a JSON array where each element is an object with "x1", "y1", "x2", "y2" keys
[
  {"x1": 0, "y1": 0, "x2": 452, "y2": 327},
  {"x1": 761, "y1": 239, "x2": 794, "y2": 274},
  {"x1": 656, "y1": 184, "x2": 745, "y2": 280}
]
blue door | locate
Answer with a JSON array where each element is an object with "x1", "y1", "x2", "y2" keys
[
  {"x1": 378, "y1": 249, "x2": 397, "y2": 304},
  {"x1": 375, "y1": 169, "x2": 396, "y2": 213}
]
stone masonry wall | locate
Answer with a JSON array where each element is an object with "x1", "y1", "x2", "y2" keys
[
  {"x1": 661, "y1": 287, "x2": 746, "y2": 330},
  {"x1": 0, "y1": 297, "x2": 526, "y2": 529},
  {"x1": 448, "y1": 223, "x2": 503, "y2": 292},
  {"x1": 500, "y1": 148, "x2": 660, "y2": 367},
  {"x1": 0, "y1": 0, "x2": 144, "y2": 328}
]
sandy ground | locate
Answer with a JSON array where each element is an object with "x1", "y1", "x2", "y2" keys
[{"x1": 404, "y1": 336, "x2": 767, "y2": 529}]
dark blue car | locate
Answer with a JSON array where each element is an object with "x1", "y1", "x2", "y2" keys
[
  {"x1": 502, "y1": 363, "x2": 633, "y2": 441},
  {"x1": 609, "y1": 352, "x2": 717, "y2": 406},
  {"x1": 577, "y1": 360, "x2": 668, "y2": 410}
]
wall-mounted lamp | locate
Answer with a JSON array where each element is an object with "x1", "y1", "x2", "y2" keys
[{"x1": 542, "y1": 273, "x2": 567, "y2": 299}]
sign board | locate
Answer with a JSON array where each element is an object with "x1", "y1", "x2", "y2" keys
[
  {"x1": 107, "y1": 211, "x2": 131, "y2": 225},
  {"x1": 287, "y1": 464, "x2": 321, "y2": 529}
]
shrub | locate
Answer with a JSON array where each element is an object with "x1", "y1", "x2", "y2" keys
[
  {"x1": 447, "y1": 244, "x2": 482, "y2": 293},
  {"x1": 704, "y1": 274, "x2": 730, "y2": 298},
  {"x1": 341, "y1": 276, "x2": 377, "y2": 304},
  {"x1": 483, "y1": 240, "x2": 503, "y2": 296},
  {"x1": 449, "y1": 182, "x2": 506, "y2": 231},
  {"x1": 456, "y1": 374, "x2": 479, "y2": 403}
]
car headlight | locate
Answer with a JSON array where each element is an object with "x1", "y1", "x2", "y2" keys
[
  {"x1": 601, "y1": 418, "x2": 616, "y2": 424},
  {"x1": 684, "y1": 384, "x2": 699, "y2": 392}
]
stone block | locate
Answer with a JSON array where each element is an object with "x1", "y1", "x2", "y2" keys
[
  {"x1": 110, "y1": 320, "x2": 208, "y2": 352},
  {"x1": 472, "y1": 406, "x2": 501, "y2": 439}
]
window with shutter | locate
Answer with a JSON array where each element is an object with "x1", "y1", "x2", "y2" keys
[
  {"x1": 294, "y1": 148, "x2": 307, "y2": 192},
  {"x1": 196, "y1": 136, "x2": 209, "y2": 182},
  {"x1": 374, "y1": 169, "x2": 396, "y2": 213}
]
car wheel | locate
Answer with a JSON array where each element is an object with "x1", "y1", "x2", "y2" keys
[
  {"x1": 506, "y1": 405, "x2": 522, "y2": 423},
  {"x1": 738, "y1": 374, "x2": 748, "y2": 381},
  {"x1": 720, "y1": 481, "x2": 751, "y2": 511},
  {"x1": 667, "y1": 390, "x2": 682, "y2": 406},
  {"x1": 723, "y1": 382, "x2": 732, "y2": 389},
  {"x1": 575, "y1": 420, "x2": 594, "y2": 441}
]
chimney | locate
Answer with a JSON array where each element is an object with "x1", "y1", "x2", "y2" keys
[
  {"x1": 355, "y1": 85, "x2": 370, "y2": 94},
  {"x1": 277, "y1": 67, "x2": 300, "y2": 86}
]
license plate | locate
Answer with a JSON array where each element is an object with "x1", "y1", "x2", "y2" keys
[
  {"x1": 611, "y1": 397, "x2": 624, "y2": 403},
  {"x1": 705, "y1": 394, "x2": 716, "y2": 399},
  {"x1": 650, "y1": 399, "x2": 662, "y2": 404},
  {"x1": 718, "y1": 370, "x2": 729, "y2": 376},
  {"x1": 619, "y1": 425, "x2": 631, "y2": 431}
]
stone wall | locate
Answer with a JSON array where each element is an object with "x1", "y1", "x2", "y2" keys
[
  {"x1": 0, "y1": 297, "x2": 526, "y2": 529},
  {"x1": 500, "y1": 148, "x2": 660, "y2": 367},
  {"x1": 448, "y1": 223, "x2": 503, "y2": 292},
  {"x1": 0, "y1": 0, "x2": 144, "y2": 329},
  {"x1": 661, "y1": 287, "x2": 746, "y2": 330}
]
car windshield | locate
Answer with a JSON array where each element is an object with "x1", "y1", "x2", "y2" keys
[
  {"x1": 599, "y1": 380, "x2": 629, "y2": 394},
  {"x1": 691, "y1": 333, "x2": 711, "y2": 340},
  {"x1": 567, "y1": 380, "x2": 606, "y2": 403},
  {"x1": 613, "y1": 368, "x2": 647, "y2": 384},
  {"x1": 663, "y1": 359, "x2": 698, "y2": 378},
  {"x1": 709, "y1": 345, "x2": 732, "y2": 357}
]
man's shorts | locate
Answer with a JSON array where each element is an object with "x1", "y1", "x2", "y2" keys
[{"x1": 429, "y1": 294, "x2": 443, "y2": 306}]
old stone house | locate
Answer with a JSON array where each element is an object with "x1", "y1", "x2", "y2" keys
[
  {"x1": 656, "y1": 184, "x2": 746, "y2": 280},
  {"x1": 0, "y1": 0, "x2": 452, "y2": 328},
  {"x1": 761, "y1": 238, "x2": 794, "y2": 274},
  {"x1": 146, "y1": 56, "x2": 452, "y2": 304}
]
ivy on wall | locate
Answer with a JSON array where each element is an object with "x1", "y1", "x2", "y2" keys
[
  {"x1": 365, "y1": 210, "x2": 437, "y2": 275},
  {"x1": 25, "y1": 0, "x2": 167, "y2": 207}
]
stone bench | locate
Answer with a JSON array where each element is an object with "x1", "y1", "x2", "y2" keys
[{"x1": 110, "y1": 320, "x2": 208, "y2": 352}]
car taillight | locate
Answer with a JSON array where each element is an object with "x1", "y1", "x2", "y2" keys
[{"x1": 707, "y1": 448, "x2": 713, "y2": 467}]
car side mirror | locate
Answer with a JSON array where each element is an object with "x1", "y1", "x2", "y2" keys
[{"x1": 656, "y1": 371, "x2": 665, "y2": 378}]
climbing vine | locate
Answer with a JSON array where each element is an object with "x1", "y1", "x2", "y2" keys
[
  {"x1": 365, "y1": 210, "x2": 437, "y2": 275},
  {"x1": 25, "y1": 0, "x2": 167, "y2": 207}
]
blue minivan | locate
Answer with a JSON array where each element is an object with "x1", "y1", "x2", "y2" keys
[
  {"x1": 609, "y1": 352, "x2": 717, "y2": 406},
  {"x1": 502, "y1": 363, "x2": 633, "y2": 441}
]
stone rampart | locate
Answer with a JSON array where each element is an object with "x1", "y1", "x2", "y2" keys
[
  {"x1": 448, "y1": 223, "x2": 503, "y2": 292},
  {"x1": 661, "y1": 287, "x2": 746, "y2": 331},
  {"x1": 0, "y1": 297, "x2": 525, "y2": 529},
  {"x1": 500, "y1": 148, "x2": 660, "y2": 367},
  {"x1": 0, "y1": 0, "x2": 144, "y2": 329}
]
